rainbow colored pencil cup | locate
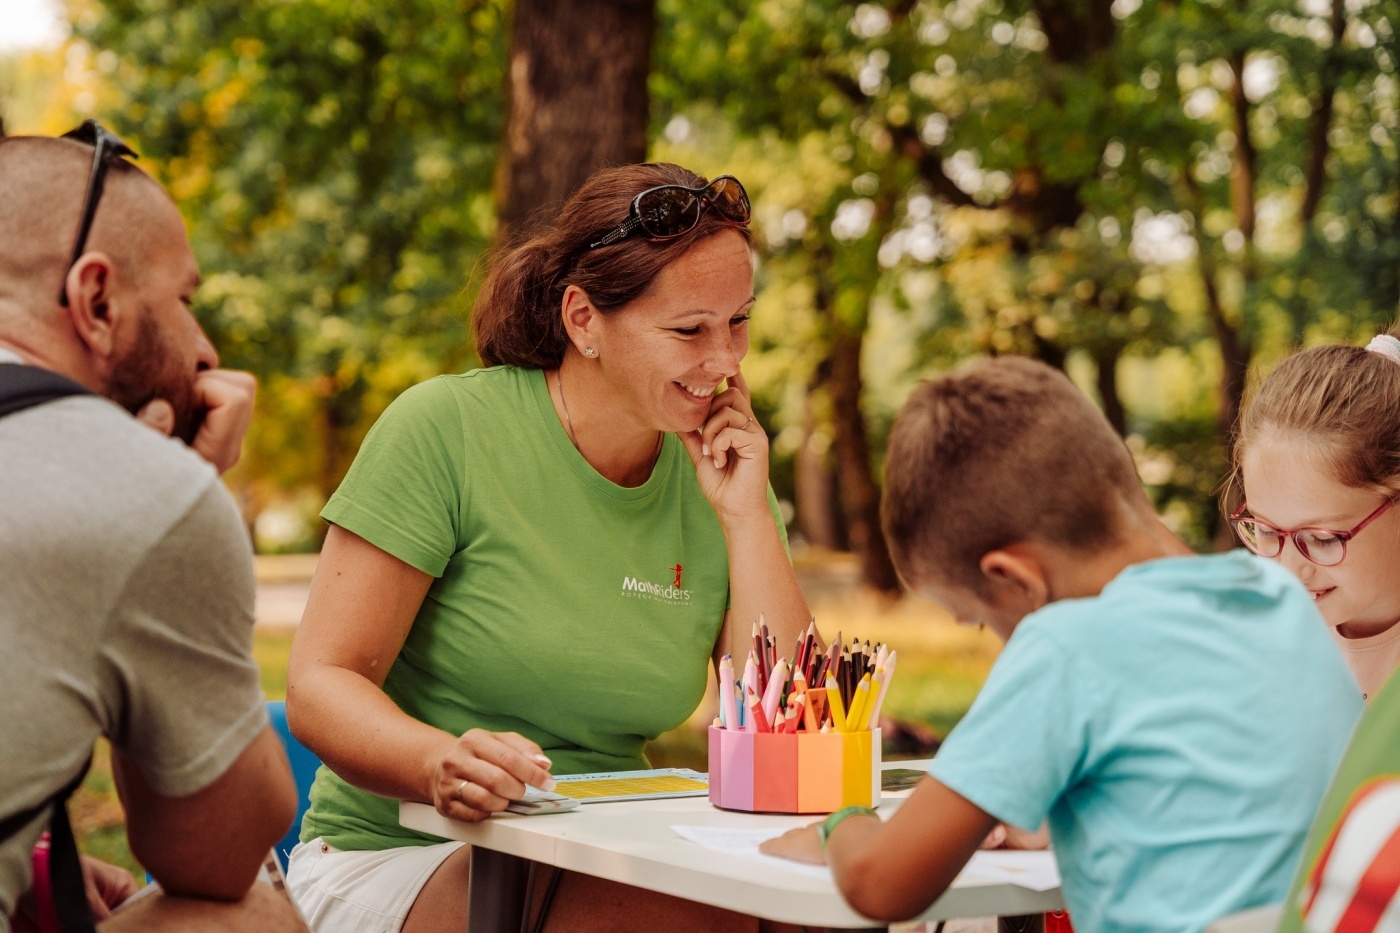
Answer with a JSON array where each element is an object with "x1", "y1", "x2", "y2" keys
[{"x1": 707, "y1": 726, "x2": 881, "y2": 813}]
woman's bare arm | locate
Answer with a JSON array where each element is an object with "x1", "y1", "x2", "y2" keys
[{"x1": 286, "y1": 525, "x2": 553, "y2": 821}]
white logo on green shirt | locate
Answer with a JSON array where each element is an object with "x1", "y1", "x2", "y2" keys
[{"x1": 621, "y1": 575, "x2": 693, "y2": 603}]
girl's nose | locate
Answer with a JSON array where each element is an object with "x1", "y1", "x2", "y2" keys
[{"x1": 1279, "y1": 540, "x2": 1316, "y2": 580}]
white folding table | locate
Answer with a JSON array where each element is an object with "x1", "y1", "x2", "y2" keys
[{"x1": 399, "y1": 761, "x2": 1063, "y2": 931}]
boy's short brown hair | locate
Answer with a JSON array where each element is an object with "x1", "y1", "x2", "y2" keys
[{"x1": 882, "y1": 356, "x2": 1144, "y2": 596}]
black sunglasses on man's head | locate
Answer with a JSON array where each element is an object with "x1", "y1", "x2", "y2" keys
[{"x1": 57, "y1": 120, "x2": 139, "y2": 307}]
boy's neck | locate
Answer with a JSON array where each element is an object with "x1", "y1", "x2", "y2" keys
[{"x1": 1047, "y1": 512, "x2": 1191, "y2": 602}]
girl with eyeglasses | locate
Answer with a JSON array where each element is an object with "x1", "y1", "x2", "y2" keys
[
  {"x1": 283, "y1": 163, "x2": 811, "y2": 933},
  {"x1": 1228, "y1": 326, "x2": 1400, "y2": 701}
]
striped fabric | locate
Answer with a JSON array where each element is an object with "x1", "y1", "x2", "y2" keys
[{"x1": 1301, "y1": 777, "x2": 1400, "y2": 932}]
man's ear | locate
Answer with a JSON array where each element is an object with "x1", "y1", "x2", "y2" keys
[
  {"x1": 978, "y1": 544, "x2": 1051, "y2": 614},
  {"x1": 560, "y1": 284, "x2": 601, "y2": 357},
  {"x1": 63, "y1": 253, "x2": 123, "y2": 361}
]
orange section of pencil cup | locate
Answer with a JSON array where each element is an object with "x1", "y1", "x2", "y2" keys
[{"x1": 708, "y1": 727, "x2": 880, "y2": 814}]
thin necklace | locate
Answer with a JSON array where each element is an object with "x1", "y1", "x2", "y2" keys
[{"x1": 555, "y1": 369, "x2": 663, "y2": 467}]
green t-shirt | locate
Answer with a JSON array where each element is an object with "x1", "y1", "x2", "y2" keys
[
  {"x1": 1277, "y1": 667, "x2": 1400, "y2": 931},
  {"x1": 302, "y1": 366, "x2": 785, "y2": 850}
]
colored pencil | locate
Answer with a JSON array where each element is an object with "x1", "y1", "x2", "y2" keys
[{"x1": 825, "y1": 674, "x2": 848, "y2": 733}]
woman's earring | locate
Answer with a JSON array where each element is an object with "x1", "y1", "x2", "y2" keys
[{"x1": 583, "y1": 347, "x2": 597, "y2": 358}]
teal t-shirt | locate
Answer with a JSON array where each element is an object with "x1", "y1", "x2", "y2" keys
[
  {"x1": 302, "y1": 366, "x2": 785, "y2": 850},
  {"x1": 928, "y1": 553, "x2": 1363, "y2": 933}
]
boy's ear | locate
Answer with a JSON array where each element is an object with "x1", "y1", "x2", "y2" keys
[{"x1": 978, "y1": 544, "x2": 1051, "y2": 614}]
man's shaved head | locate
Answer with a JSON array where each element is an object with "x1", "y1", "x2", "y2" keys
[
  {"x1": 0, "y1": 134, "x2": 213, "y2": 441},
  {"x1": 0, "y1": 135, "x2": 183, "y2": 318}
]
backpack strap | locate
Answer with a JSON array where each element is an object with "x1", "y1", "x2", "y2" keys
[
  {"x1": 0, "y1": 757, "x2": 96, "y2": 933},
  {"x1": 0, "y1": 364, "x2": 93, "y2": 419},
  {"x1": 0, "y1": 365, "x2": 99, "y2": 931}
]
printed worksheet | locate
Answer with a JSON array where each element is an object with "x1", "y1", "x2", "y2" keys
[{"x1": 671, "y1": 825, "x2": 1061, "y2": 891}]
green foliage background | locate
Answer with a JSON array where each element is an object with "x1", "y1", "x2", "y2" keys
[{"x1": 4, "y1": 0, "x2": 1397, "y2": 550}]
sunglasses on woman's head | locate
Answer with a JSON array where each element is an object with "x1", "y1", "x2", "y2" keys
[
  {"x1": 57, "y1": 119, "x2": 140, "y2": 307},
  {"x1": 1228, "y1": 497, "x2": 1394, "y2": 567},
  {"x1": 588, "y1": 175, "x2": 750, "y2": 250}
]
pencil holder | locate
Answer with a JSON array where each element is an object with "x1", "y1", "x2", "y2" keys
[{"x1": 707, "y1": 727, "x2": 881, "y2": 814}]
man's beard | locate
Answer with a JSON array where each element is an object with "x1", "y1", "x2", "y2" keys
[{"x1": 106, "y1": 309, "x2": 202, "y2": 444}]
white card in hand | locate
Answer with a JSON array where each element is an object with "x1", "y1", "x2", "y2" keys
[{"x1": 506, "y1": 785, "x2": 581, "y2": 815}]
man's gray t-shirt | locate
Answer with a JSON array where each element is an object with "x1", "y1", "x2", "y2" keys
[{"x1": 0, "y1": 367, "x2": 267, "y2": 923}]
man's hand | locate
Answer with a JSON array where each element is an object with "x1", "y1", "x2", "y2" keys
[
  {"x1": 10, "y1": 856, "x2": 141, "y2": 932},
  {"x1": 137, "y1": 370, "x2": 256, "y2": 474},
  {"x1": 189, "y1": 370, "x2": 256, "y2": 472},
  {"x1": 81, "y1": 855, "x2": 142, "y2": 920}
]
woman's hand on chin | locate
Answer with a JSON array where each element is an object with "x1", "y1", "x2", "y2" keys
[
  {"x1": 681, "y1": 370, "x2": 771, "y2": 523},
  {"x1": 431, "y1": 729, "x2": 555, "y2": 823}
]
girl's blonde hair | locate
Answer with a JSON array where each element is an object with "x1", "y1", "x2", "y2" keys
[{"x1": 1227, "y1": 325, "x2": 1400, "y2": 508}]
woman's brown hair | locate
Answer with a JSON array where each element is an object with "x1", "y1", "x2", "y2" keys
[
  {"x1": 472, "y1": 163, "x2": 753, "y2": 369},
  {"x1": 1227, "y1": 325, "x2": 1400, "y2": 507}
]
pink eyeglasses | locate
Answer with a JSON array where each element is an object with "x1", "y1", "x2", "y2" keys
[{"x1": 1228, "y1": 497, "x2": 1394, "y2": 567}]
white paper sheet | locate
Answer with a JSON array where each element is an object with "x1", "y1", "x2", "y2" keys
[
  {"x1": 670, "y1": 825, "x2": 832, "y2": 879},
  {"x1": 670, "y1": 825, "x2": 1061, "y2": 892},
  {"x1": 957, "y1": 851, "x2": 1061, "y2": 892}
]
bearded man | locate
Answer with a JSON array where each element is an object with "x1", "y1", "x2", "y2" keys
[{"x1": 0, "y1": 124, "x2": 303, "y2": 933}]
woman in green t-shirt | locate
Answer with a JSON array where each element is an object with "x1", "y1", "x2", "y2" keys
[{"x1": 284, "y1": 163, "x2": 812, "y2": 932}]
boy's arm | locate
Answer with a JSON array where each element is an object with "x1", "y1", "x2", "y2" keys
[{"x1": 761, "y1": 776, "x2": 997, "y2": 923}]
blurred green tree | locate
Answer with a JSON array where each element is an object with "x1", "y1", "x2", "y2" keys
[
  {"x1": 56, "y1": 0, "x2": 1398, "y2": 556},
  {"x1": 81, "y1": 0, "x2": 510, "y2": 545},
  {"x1": 656, "y1": 0, "x2": 1397, "y2": 553}
]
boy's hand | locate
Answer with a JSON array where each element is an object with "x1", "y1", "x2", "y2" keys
[
  {"x1": 980, "y1": 822, "x2": 1050, "y2": 850},
  {"x1": 758, "y1": 822, "x2": 827, "y2": 865}
]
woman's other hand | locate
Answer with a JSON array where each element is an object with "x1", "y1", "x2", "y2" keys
[
  {"x1": 681, "y1": 369, "x2": 770, "y2": 522},
  {"x1": 432, "y1": 730, "x2": 556, "y2": 823}
]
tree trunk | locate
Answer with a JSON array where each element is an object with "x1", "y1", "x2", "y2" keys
[
  {"x1": 794, "y1": 388, "x2": 847, "y2": 551},
  {"x1": 495, "y1": 0, "x2": 655, "y2": 242},
  {"x1": 1092, "y1": 344, "x2": 1127, "y2": 437},
  {"x1": 827, "y1": 326, "x2": 902, "y2": 595}
]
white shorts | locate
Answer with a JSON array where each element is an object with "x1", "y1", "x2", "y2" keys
[{"x1": 285, "y1": 837, "x2": 466, "y2": 933}]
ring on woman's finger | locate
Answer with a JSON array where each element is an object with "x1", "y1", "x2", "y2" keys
[
  {"x1": 740, "y1": 415, "x2": 753, "y2": 430},
  {"x1": 455, "y1": 779, "x2": 470, "y2": 803}
]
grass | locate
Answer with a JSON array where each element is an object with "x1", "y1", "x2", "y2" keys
[{"x1": 74, "y1": 575, "x2": 1000, "y2": 878}]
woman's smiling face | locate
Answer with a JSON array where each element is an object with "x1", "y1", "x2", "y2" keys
[
  {"x1": 1241, "y1": 430, "x2": 1400, "y2": 638},
  {"x1": 589, "y1": 229, "x2": 755, "y2": 434}
]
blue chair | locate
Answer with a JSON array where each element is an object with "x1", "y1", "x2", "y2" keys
[{"x1": 267, "y1": 700, "x2": 322, "y2": 871}]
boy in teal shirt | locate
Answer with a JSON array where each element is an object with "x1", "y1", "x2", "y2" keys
[{"x1": 762, "y1": 357, "x2": 1361, "y2": 932}]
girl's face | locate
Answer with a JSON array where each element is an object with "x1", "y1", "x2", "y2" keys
[
  {"x1": 1241, "y1": 431, "x2": 1400, "y2": 638},
  {"x1": 590, "y1": 230, "x2": 755, "y2": 434}
]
